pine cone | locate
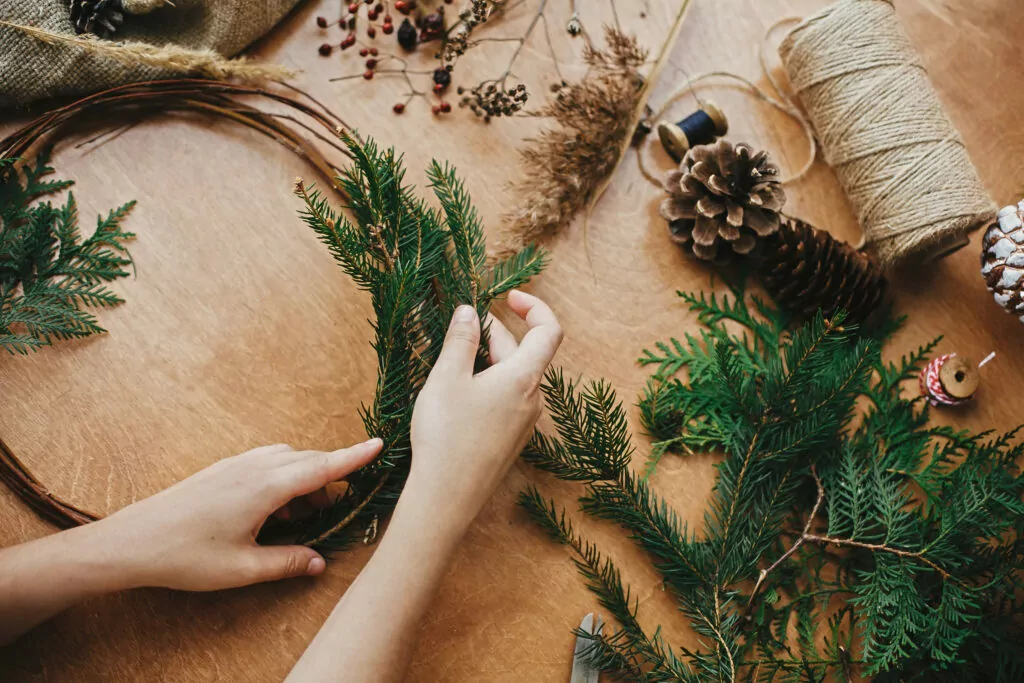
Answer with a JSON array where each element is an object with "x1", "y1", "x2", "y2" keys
[
  {"x1": 660, "y1": 140, "x2": 785, "y2": 261},
  {"x1": 69, "y1": 0, "x2": 125, "y2": 38},
  {"x1": 981, "y1": 202, "x2": 1024, "y2": 324},
  {"x1": 760, "y1": 218, "x2": 887, "y2": 324}
]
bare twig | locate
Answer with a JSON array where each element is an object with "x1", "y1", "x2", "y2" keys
[{"x1": 744, "y1": 466, "x2": 826, "y2": 617}]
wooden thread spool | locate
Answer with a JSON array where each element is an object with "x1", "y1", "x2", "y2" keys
[
  {"x1": 656, "y1": 102, "x2": 729, "y2": 161},
  {"x1": 919, "y1": 352, "x2": 993, "y2": 407}
]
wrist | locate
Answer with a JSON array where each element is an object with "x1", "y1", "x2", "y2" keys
[
  {"x1": 64, "y1": 517, "x2": 150, "y2": 592},
  {"x1": 390, "y1": 481, "x2": 472, "y2": 552}
]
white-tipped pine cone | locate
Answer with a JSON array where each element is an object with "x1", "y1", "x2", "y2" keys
[
  {"x1": 660, "y1": 140, "x2": 785, "y2": 261},
  {"x1": 981, "y1": 201, "x2": 1024, "y2": 324}
]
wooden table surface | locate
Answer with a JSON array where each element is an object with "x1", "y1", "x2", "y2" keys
[{"x1": 2, "y1": 0, "x2": 1022, "y2": 680}]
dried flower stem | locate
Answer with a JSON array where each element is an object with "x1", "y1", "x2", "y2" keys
[{"x1": 0, "y1": 20, "x2": 294, "y2": 83}]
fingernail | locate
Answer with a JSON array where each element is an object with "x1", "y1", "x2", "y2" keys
[
  {"x1": 454, "y1": 305, "x2": 476, "y2": 323},
  {"x1": 362, "y1": 437, "x2": 383, "y2": 448},
  {"x1": 307, "y1": 556, "x2": 326, "y2": 575}
]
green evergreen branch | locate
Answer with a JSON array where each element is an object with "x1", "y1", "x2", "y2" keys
[
  {"x1": 1, "y1": 153, "x2": 135, "y2": 355},
  {"x1": 291, "y1": 134, "x2": 546, "y2": 552},
  {"x1": 523, "y1": 286, "x2": 1024, "y2": 681}
]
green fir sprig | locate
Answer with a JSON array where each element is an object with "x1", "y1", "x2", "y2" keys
[
  {"x1": 521, "y1": 280, "x2": 1024, "y2": 681},
  {"x1": 0, "y1": 153, "x2": 135, "y2": 355},
  {"x1": 292, "y1": 132, "x2": 547, "y2": 552}
]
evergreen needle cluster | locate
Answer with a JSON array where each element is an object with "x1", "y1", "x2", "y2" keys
[
  {"x1": 292, "y1": 132, "x2": 547, "y2": 552},
  {"x1": 521, "y1": 282, "x2": 1024, "y2": 681},
  {"x1": 1, "y1": 153, "x2": 135, "y2": 355}
]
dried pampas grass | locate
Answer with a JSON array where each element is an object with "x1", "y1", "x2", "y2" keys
[
  {"x1": 500, "y1": 3, "x2": 694, "y2": 258},
  {"x1": 1, "y1": 20, "x2": 294, "y2": 83},
  {"x1": 500, "y1": 26, "x2": 647, "y2": 256}
]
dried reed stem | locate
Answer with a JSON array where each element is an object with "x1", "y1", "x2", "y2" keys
[{"x1": 1, "y1": 20, "x2": 295, "y2": 83}]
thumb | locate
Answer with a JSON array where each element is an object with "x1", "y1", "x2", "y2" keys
[
  {"x1": 433, "y1": 305, "x2": 480, "y2": 377},
  {"x1": 243, "y1": 546, "x2": 326, "y2": 584}
]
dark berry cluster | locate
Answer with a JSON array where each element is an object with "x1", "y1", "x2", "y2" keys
[{"x1": 458, "y1": 82, "x2": 528, "y2": 122}]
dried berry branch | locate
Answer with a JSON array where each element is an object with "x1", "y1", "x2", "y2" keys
[{"x1": 320, "y1": 0, "x2": 568, "y2": 119}]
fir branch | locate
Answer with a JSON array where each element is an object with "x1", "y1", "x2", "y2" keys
[{"x1": 293, "y1": 134, "x2": 546, "y2": 552}]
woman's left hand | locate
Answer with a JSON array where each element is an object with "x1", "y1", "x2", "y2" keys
[{"x1": 94, "y1": 439, "x2": 382, "y2": 591}]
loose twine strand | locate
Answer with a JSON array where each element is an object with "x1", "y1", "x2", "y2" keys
[
  {"x1": 641, "y1": 0, "x2": 996, "y2": 269},
  {"x1": 638, "y1": 17, "x2": 817, "y2": 188}
]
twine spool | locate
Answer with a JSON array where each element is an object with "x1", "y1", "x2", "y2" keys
[
  {"x1": 656, "y1": 102, "x2": 729, "y2": 161},
  {"x1": 778, "y1": 0, "x2": 996, "y2": 268},
  {"x1": 919, "y1": 352, "x2": 994, "y2": 407}
]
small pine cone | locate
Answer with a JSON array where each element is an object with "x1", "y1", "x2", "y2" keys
[
  {"x1": 760, "y1": 218, "x2": 887, "y2": 324},
  {"x1": 660, "y1": 140, "x2": 785, "y2": 261},
  {"x1": 69, "y1": 0, "x2": 125, "y2": 38},
  {"x1": 981, "y1": 202, "x2": 1024, "y2": 324}
]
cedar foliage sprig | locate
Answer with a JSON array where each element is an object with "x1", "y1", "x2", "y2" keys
[
  {"x1": 521, "y1": 280, "x2": 1024, "y2": 681},
  {"x1": 293, "y1": 132, "x2": 547, "y2": 552},
  {"x1": 0, "y1": 153, "x2": 135, "y2": 355}
]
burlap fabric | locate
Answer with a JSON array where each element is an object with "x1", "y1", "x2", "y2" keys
[{"x1": 0, "y1": 0, "x2": 301, "y2": 109}]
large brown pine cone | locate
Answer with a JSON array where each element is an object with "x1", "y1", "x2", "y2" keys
[
  {"x1": 69, "y1": 0, "x2": 125, "y2": 38},
  {"x1": 760, "y1": 218, "x2": 887, "y2": 324},
  {"x1": 660, "y1": 140, "x2": 785, "y2": 261}
]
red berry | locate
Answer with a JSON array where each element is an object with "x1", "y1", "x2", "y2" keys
[
  {"x1": 366, "y1": 58, "x2": 377, "y2": 68},
  {"x1": 368, "y1": 9, "x2": 378, "y2": 20},
  {"x1": 384, "y1": 14, "x2": 392, "y2": 22},
  {"x1": 318, "y1": 43, "x2": 332, "y2": 56},
  {"x1": 375, "y1": 2, "x2": 384, "y2": 11},
  {"x1": 394, "y1": 0, "x2": 409, "y2": 13},
  {"x1": 431, "y1": 105, "x2": 441, "y2": 115},
  {"x1": 316, "y1": 16, "x2": 328, "y2": 28},
  {"x1": 367, "y1": 26, "x2": 376, "y2": 37},
  {"x1": 341, "y1": 34, "x2": 356, "y2": 48},
  {"x1": 393, "y1": 102, "x2": 405, "y2": 114},
  {"x1": 348, "y1": 2, "x2": 359, "y2": 12},
  {"x1": 370, "y1": 47, "x2": 379, "y2": 55},
  {"x1": 359, "y1": 47, "x2": 369, "y2": 56},
  {"x1": 363, "y1": 70, "x2": 374, "y2": 80},
  {"x1": 382, "y1": 23, "x2": 394, "y2": 34},
  {"x1": 440, "y1": 101, "x2": 451, "y2": 113},
  {"x1": 433, "y1": 83, "x2": 443, "y2": 93}
]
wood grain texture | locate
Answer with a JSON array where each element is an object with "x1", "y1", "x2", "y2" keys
[{"x1": 1, "y1": 0, "x2": 1022, "y2": 680}]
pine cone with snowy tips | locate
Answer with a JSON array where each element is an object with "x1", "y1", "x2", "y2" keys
[
  {"x1": 69, "y1": 0, "x2": 125, "y2": 38},
  {"x1": 981, "y1": 202, "x2": 1024, "y2": 324},
  {"x1": 760, "y1": 217, "x2": 887, "y2": 324},
  {"x1": 660, "y1": 140, "x2": 785, "y2": 261}
]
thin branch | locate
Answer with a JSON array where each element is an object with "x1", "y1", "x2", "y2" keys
[{"x1": 745, "y1": 466, "x2": 826, "y2": 618}]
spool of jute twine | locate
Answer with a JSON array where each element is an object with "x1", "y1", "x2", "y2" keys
[{"x1": 778, "y1": 0, "x2": 996, "y2": 268}]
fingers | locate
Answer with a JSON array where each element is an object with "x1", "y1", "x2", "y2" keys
[
  {"x1": 507, "y1": 290, "x2": 563, "y2": 380},
  {"x1": 432, "y1": 305, "x2": 481, "y2": 378},
  {"x1": 273, "y1": 439, "x2": 383, "y2": 504},
  {"x1": 242, "y1": 546, "x2": 326, "y2": 584},
  {"x1": 486, "y1": 314, "x2": 518, "y2": 364}
]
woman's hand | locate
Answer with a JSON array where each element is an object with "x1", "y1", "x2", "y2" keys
[
  {"x1": 0, "y1": 440, "x2": 382, "y2": 644},
  {"x1": 404, "y1": 289, "x2": 563, "y2": 536},
  {"x1": 92, "y1": 440, "x2": 383, "y2": 591},
  {"x1": 287, "y1": 291, "x2": 563, "y2": 683}
]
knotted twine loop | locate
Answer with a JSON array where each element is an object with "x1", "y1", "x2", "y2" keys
[{"x1": 778, "y1": 0, "x2": 996, "y2": 268}]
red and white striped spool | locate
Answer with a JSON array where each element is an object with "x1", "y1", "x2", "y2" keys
[{"x1": 919, "y1": 352, "x2": 995, "y2": 407}]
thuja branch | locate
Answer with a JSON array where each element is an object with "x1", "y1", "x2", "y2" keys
[{"x1": 524, "y1": 286, "x2": 1024, "y2": 680}]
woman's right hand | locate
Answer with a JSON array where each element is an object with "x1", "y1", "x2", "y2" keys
[{"x1": 403, "y1": 290, "x2": 563, "y2": 536}]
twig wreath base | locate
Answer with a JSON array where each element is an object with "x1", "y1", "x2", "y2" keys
[{"x1": 0, "y1": 79, "x2": 353, "y2": 530}]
